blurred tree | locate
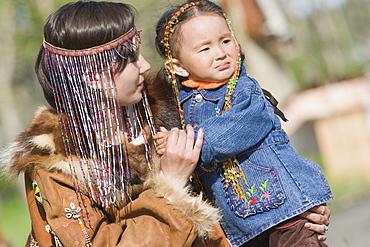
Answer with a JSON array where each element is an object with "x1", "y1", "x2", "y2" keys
[
  {"x1": 0, "y1": 2, "x2": 70, "y2": 246},
  {"x1": 0, "y1": 0, "x2": 70, "y2": 146},
  {"x1": 0, "y1": 1, "x2": 19, "y2": 144},
  {"x1": 278, "y1": 0, "x2": 370, "y2": 88}
]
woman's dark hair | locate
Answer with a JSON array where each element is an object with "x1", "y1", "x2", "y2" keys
[{"x1": 35, "y1": 1, "x2": 137, "y2": 108}]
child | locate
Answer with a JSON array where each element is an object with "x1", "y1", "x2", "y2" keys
[{"x1": 154, "y1": 1, "x2": 333, "y2": 246}]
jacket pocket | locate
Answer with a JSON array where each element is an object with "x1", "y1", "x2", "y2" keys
[{"x1": 223, "y1": 158, "x2": 285, "y2": 218}]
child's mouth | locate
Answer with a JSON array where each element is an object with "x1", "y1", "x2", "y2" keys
[{"x1": 216, "y1": 62, "x2": 230, "y2": 70}]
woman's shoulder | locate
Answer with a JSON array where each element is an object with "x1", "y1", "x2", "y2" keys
[{"x1": 1, "y1": 107, "x2": 68, "y2": 179}]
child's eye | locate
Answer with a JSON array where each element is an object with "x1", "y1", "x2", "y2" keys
[
  {"x1": 200, "y1": 47, "x2": 210, "y2": 52},
  {"x1": 222, "y1": 39, "x2": 232, "y2": 45}
]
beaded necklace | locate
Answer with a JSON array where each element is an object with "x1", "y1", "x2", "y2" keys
[{"x1": 163, "y1": 2, "x2": 248, "y2": 201}]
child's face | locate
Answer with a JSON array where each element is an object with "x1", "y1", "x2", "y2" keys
[
  {"x1": 172, "y1": 14, "x2": 238, "y2": 82},
  {"x1": 115, "y1": 53, "x2": 151, "y2": 106}
]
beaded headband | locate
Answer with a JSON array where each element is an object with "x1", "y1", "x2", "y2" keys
[
  {"x1": 162, "y1": 2, "x2": 242, "y2": 128},
  {"x1": 44, "y1": 25, "x2": 155, "y2": 213},
  {"x1": 43, "y1": 26, "x2": 140, "y2": 56}
]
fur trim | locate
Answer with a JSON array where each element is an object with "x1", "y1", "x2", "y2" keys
[
  {"x1": 1, "y1": 107, "x2": 66, "y2": 179},
  {"x1": 144, "y1": 172, "x2": 221, "y2": 237}
]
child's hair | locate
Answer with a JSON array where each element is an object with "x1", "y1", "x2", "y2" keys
[
  {"x1": 155, "y1": 0, "x2": 245, "y2": 61},
  {"x1": 155, "y1": 0, "x2": 225, "y2": 59},
  {"x1": 35, "y1": 1, "x2": 137, "y2": 108}
]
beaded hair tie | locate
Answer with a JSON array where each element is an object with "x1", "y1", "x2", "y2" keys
[
  {"x1": 162, "y1": 2, "x2": 248, "y2": 201},
  {"x1": 44, "y1": 25, "x2": 155, "y2": 214},
  {"x1": 163, "y1": 1, "x2": 201, "y2": 127}
]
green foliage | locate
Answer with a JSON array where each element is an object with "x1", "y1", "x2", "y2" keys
[{"x1": 0, "y1": 177, "x2": 30, "y2": 246}]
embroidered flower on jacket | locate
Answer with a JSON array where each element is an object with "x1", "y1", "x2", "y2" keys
[
  {"x1": 261, "y1": 191, "x2": 272, "y2": 200},
  {"x1": 65, "y1": 202, "x2": 82, "y2": 219},
  {"x1": 250, "y1": 197, "x2": 258, "y2": 205}
]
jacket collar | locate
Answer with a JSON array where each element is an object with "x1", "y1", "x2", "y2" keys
[{"x1": 179, "y1": 65, "x2": 247, "y2": 103}]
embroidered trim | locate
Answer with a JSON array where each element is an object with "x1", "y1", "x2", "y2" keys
[{"x1": 274, "y1": 218, "x2": 304, "y2": 229}]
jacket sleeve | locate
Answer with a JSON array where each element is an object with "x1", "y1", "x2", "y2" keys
[
  {"x1": 197, "y1": 78, "x2": 276, "y2": 165},
  {"x1": 26, "y1": 168, "x2": 199, "y2": 247}
]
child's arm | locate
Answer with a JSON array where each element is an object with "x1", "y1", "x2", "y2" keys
[
  {"x1": 196, "y1": 84, "x2": 275, "y2": 164},
  {"x1": 154, "y1": 127, "x2": 170, "y2": 155}
]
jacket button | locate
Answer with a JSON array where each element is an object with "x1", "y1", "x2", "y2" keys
[{"x1": 195, "y1": 94, "x2": 203, "y2": 103}]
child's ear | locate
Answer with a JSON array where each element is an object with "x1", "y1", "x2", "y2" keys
[{"x1": 165, "y1": 59, "x2": 189, "y2": 77}]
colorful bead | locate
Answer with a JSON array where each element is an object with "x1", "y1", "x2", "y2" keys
[
  {"x1": 45, "y1": 225, "x2": 63, "y2": 247},
  {"x1": 32, "y1": 181, "x2": 42, "y2": 205}
]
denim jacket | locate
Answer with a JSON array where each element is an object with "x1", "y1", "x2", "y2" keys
[{"x1": 179, "y1": 65, "x2": 333, "y2": 247}]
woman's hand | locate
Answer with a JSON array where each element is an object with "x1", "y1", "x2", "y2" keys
[
  {"x1": 300, "y1": 204, "x2": 330, "y2": 241},
  {"x1": 160, "y1": 125, "x2": 203, "y2": 188}
]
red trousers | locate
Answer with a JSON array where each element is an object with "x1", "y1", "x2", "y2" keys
[{"x1": 241, "y1": 216, "x2": 329, "y2": 247}]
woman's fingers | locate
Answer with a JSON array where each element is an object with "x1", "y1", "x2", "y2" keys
[
  {"x1": 304, "y1": 222, "x2": 328, "y2": 241},
  {"x1": 159, "y1": 126, "x2": 203, "y2": 188},
  {"x1": 300, "y1": 205, "x2": 330, "y2": 226},
  {"x1": 300, "y1": 204, "x2": 330, "y2": 241}
]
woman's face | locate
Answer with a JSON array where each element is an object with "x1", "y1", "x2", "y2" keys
[{"x1": 115, "y1": 53, "x2": 151, "y2": 106}]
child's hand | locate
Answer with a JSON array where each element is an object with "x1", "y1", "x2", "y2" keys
[{"x1": 154, "y1": 127, "x2": 170, "y2": 155}]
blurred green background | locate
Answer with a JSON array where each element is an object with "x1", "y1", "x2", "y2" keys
[{"x1": 1, "y1": 0, "x2": 370, "y2": 246}]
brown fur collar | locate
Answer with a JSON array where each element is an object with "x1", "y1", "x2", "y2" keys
[{"x1": 2, "y1": 107, "x2": 68, "y2": 178}]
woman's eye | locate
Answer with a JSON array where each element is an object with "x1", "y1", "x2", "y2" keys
[{"x1": 222, "y1": 39, "x2": 231, "y2": 45}]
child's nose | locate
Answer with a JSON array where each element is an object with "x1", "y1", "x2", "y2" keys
[{"x1": 215, "y1": 46, "x2": 227, "y2": 59}]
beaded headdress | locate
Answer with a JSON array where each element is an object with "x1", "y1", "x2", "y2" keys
[
  {"x1": 44, "y1": 26, "x2": 155, "y2": 210},
  {"x1": 163, "y1": 2, "x2": 251, "y2": 202}
]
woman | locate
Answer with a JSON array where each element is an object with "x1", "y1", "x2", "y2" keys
[
  {"x1": 3, "y1": 1, "x2": 208, "y2": 246},
  {"x1": 2, "y1": 1, "x2": 330, "y2": 246}
]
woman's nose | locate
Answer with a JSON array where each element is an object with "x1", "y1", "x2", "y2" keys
[{"x1": 138, "y1": 54, "x2": 151, "y2": 73}]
